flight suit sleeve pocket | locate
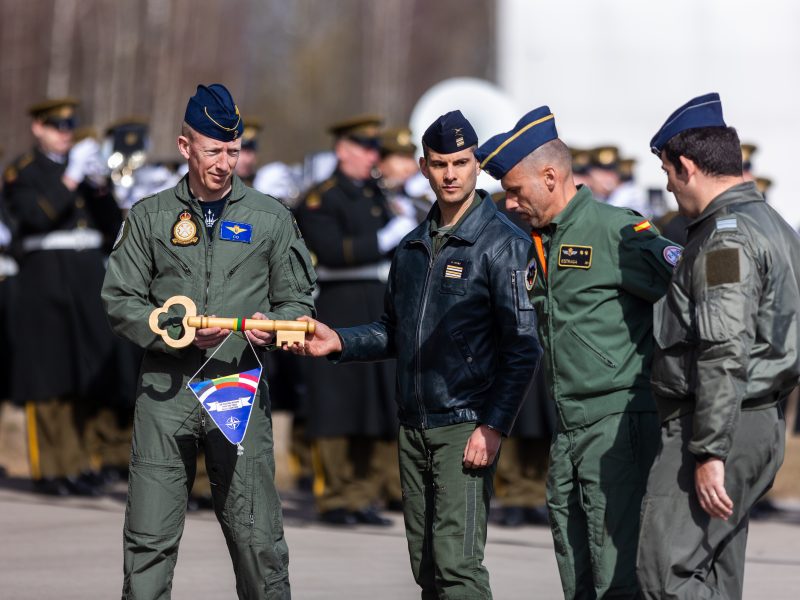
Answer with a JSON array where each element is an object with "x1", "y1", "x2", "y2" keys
[
  {"x1": 514, "y1": 269, "x2": 534, "y2": 310},
  {"x1": 282, "y1": 241, "x2": 317, "y2": 294},
  {"x1": 652, "y1": 295, "x2": 691, "y2": 350}
]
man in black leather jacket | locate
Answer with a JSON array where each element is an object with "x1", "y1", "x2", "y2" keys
[{"x1": 290, "y1": 111, "x2": 542, "y2": 599}]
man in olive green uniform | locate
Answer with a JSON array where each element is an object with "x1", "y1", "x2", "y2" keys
[
  {"x1": 102, "y1": 84, "x2": 315, "y2": 599},
  {"x1": 637, "y1": 93, "x2": 800, "y2": 599},
  {"x1": 477, "y1": 107, "x2": 678, "y2": 599}
]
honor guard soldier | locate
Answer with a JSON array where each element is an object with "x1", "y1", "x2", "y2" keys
[
  {"x1": 234, "y1": 118, "x2": 262, "y2": 187},
  {"x1": 477, "y1": 106, "x2": 678, "y2": 599},
  {"x1": 102, "y1": 84, "x2": 315, "y2": 599},
  {"x1": 0, "y1": 145, "x2": 18, "y2": 456},
  {"x1": 3, "y1": 98, "x2": 121, "y2": 496},
  {"x1": 636, "y1": 93, "x2": 800, "y2": 599},
  {"x1": 292, "y1": 110, "x2": 541, "y2": 598},
  {"x1": 294, "y1": 114, "x2": 414, "y2": 526}
]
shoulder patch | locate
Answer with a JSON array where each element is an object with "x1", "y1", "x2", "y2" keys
[
  {"x1": 3, "y1": 165, "x2": 17, "y2": 184},
  {"x1": 706, "y1": 247, "x2": 740, "y2": 286},
  {"x1": 305, "y1": 192, "x2": 321, "y2": 210},
  {"x1": 715, "y1": 217, "x2": 737, "y2": 231},
  {"x1": 633, "y1": 219, "x2": 652, "y2": 232},
  {"x1": 662, "y1": 245, "x2": 682, "y2": 267}
]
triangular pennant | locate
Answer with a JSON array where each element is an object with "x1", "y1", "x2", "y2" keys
[{"x1": 188, "y1": 368, "x2": 260, "y2": 448}]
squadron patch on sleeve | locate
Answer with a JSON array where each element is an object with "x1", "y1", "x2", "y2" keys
[
  {"x1": 662, "y1": 245, "x2": 682, "y2": 267},
  {"x1": 706, "y1": 248, "x2": 740, "y2": 286},
  {"x1": 558, "y1": 245, "x2": 592, "y2": 269},
  {"x1": 525, "y1": 257, "x2": 538, "y2": 290}
]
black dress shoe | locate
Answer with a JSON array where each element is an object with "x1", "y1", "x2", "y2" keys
[
  {"x1": 352, "y1": 507, "x2": 392, "y2": 526},
  {"x1": 499, "y1": 506, "x2": 526, "y2": 527},
  {"x1": 525, "y1": 506, "x2": 550, "y2": 526},
  {"x1": 319, "y1": 508, "x2": 358, "y2": 526},
  {"x1": 64, "y1": 475, "x2": 101, "y2": 496},
  {"x1": 385, "y1": 499, "x2": 404, "y2": 513},
  {"x1": 187, "y1": 494, "x2": 214, "y2": 512},
  {"x1": 32, "y1": 477, "x2": 70, "y2": 496}
]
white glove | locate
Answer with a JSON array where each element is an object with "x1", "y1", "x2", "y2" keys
[
  {"x1": 65, "y1": 138, "x2": 102, "y2": 184},
  {"x1": 378, "y1": 215, "x2": 418, "y2": 254}
]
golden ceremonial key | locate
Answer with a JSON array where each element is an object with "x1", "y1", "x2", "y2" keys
[{"x1": 148, "y1": 295, "x2": 315, "y2": 349}]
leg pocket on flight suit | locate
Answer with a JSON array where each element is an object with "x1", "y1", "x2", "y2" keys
[{"x1": 126, "y1": 457, "x2": 187, "y2": 536}]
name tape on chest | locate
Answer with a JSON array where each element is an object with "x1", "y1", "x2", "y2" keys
[
  {"x1": 557, "y1": 245, "x2": 592, "y2": 269},
  {"x1": 444, "y1": 258, "x2": 470, "y2": 279},
  {"x1": 220, "y1": 220, "x2": 253, "y2": 243}
]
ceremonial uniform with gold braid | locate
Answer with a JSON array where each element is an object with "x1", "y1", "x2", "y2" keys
[
  {"x1": 3, "y1": 144, "x2": 121, "y2": 490},
  {"x1": 294, "y1": 167, "x2": 400, "y2": 519}
]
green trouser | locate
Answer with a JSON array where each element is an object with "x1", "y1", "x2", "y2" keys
[
  {"x1": 495, "y1": 437, "x2": 549, "y2": 507},
  {"x1": 547, "y1": 411, "x2": 659, "y2": 599},
  {"x1": 399, "y1": 422, "x2": 496, "y2": 600},
  {"x1": 636, "y1": 407, "x2": 785, "y2": 599},
  {"x1": 122, "y1": 391, "x2": 290, "y2": 600}
]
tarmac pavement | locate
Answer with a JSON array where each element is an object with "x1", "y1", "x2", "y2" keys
[{"x1": 1, "y1": 476, "x2": 799, "y2": 599}]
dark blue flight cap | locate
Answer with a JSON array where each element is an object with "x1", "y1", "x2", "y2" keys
[
  {"x1": 422, "y1": 110, "x2": 478, "y2": 154},
  {"x1": 475, "y1": 106, "x2": 557, "y2": 179},
  {"x1": 184, "y1": 84, "x2": 244, "y2": 142},
  {"x1": 650, "y1": 92, "x2": 726, "y2": 155}
]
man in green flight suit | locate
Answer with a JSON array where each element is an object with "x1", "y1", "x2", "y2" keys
[
  {"x1": 637, "y1": 93, "x2": 800, "y2": 599},
  {"x1": 477, "y1": 106, "x2": 679, "y2": 599},
  {"x1": 102, "y1": 84, "x2": 316, "y2": 599}
]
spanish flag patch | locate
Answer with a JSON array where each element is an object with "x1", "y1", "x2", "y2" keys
[{"x1": 633, "y1": 220, "x2": 652, "y2": 232}]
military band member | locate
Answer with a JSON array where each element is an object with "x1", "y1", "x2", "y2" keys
[
  {"x1": 102, "y1": 83, "x2": 315, "y2": 598},
  {"x1": 637, "y1": 93, "x2": 800, "y2": 599},
  {"x1": 3, "y1": 98, "x2": 121, "y2": 496},
  {"x1": 294, "y1": 114, "x2": 413, "y2": 526},
  {"x1": 478, "y1": 106, "x2": 677, "y2": 599}
]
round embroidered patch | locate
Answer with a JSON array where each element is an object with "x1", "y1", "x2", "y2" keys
[
  {"x1": 525, "y1": 258, "x2": 537, "y2": 290},
  {"x1": 663, "y1": 245, "x2": 683, "y2": 267}
]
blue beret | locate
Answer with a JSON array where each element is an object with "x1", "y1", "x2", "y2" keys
[
  {"x1": 422, "y1": 110, "x2": 477, "y2": 154},
  {"x1": 650, "y1": 92, "x2": 726, "y2": 155},
  {"x1": 184, "y1": 84, "x2": 244, "y2": 142},
  {"x1": 475, "y1": 106, "x2": 557, "y2": 179}
]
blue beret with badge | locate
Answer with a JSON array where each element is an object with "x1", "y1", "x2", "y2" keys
[
  {"x1": 422, "y1": 110, "x2": 478, "y2": 154},
  {"x1": 650, "y1": 92, "x2": 726, "y2": 155},
  {"x1": 475, "y1": 106, "x2": 557, "y2": 179},
  {"x1": 184, "y1": 83, "x2": 243, "y2": 142}
]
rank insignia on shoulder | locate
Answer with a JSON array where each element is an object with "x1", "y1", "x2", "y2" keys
[
  {"x1": 220, "y1": 220, "x2": 253, "y2": 243},
  {"x1": 558, "y1": 245, "x2": 592, "y2": 269},
  {"x1": 444, "y1": 258, "x2": 469, "y2": 279},
  {"x1": 171, "y1": 210, "x2": 199, "y2": 246},
  {"x1": 525, "y1": 257, "x2": 538, "y2": 290},
  {"x1": 633, "y1": 220, "x2": 652, "y2": 232},
  {"x1": 715, "y1": 217, "x2": 737, "y2": 231},
  {"x1": 662, "y1": 245, "x2": 682, "y2": 267},
  {"x1": 305, "y1": 192, "x2": 321, "y2": 210}
]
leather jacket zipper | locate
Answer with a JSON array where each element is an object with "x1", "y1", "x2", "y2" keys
[{"x1": 414, "y1": 240, "x2": 440, "y2": 429}]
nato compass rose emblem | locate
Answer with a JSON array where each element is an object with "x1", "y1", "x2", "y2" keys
[{"x1": 226, "y1": 416, "x2": 241, "y2": 430}]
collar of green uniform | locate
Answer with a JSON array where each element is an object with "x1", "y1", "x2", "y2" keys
[
  {"x1": 549, "y1": 184, "x2": 594, "y2": 229},
  {"x1": 428, "y1": 189, "x2": 493, "y2": 244},
  {"x1": 175, "y1": 173, "x2": 247, "y2": 205},
  {"x1": 687, "y1": 181, "x2": 762, "y2": 230}
]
